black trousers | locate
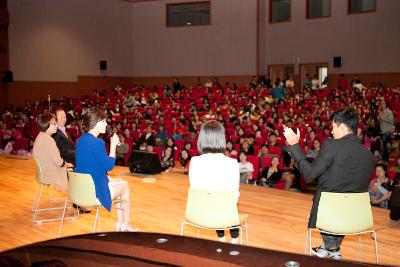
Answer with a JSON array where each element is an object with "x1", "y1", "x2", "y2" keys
[
  {"x1": 216, "y1": 229, "x2": 239, "y2": 238},
  {"x1": 390, "y1": 187, "x2": 400, "y2": 221}
]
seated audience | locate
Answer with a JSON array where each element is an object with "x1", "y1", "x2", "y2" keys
[
  {"x1": 369, "y1": 163, "x2": 393, "y2": 208},
  {"x1": 138, "y1": 125, "x2": 156, "y2": 148},
  {"x1": 52, "y1": 109, "x2": 76, "y2": 166},
  {"x1": 116, "y1": 134, "x2": 129, "y2": 166},
  {"x1": 226, "y1": 141, "x2": 238, "y2": 156},
  {"x1": 257, "y1": 155, "x2": 294, "y2": 190},
  {"x1": 238, "y1": 151, "x2": 254, "y2": 184},
  {"x1": 76, "y1": 109, "x2": 138, "y2": 232},
  {"x1": 155, "y1": 125, "x2": 168, "y2": 146},
  {"x1": 160, "y1": 146, "x2": 174, "y2": 172},
  {"x1": 32, "y1": 113, "x2": 72, "y2": 191},
  {"x1": 306, "y1": 139, "x2": 321, "y2": 162},
  {"x1": 188, "y1": 120, "x2": 240, "y2": 244},
  {"x1": 258, "y1": 144, "x2": 272, "y2": 171},
  {"x1": 173, "y1": 149, "x2": 191, "y2": 174},
  {"x1": 165, "y1": 137, "x2": 178, "y2": 154},
  {"x1": 240, "y1": 140, "x2": 254, "y2": 155}
]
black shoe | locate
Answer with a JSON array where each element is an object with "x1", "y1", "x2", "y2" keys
[{"x1": 72, "y1": 203, "x2": 91, "y2": 213}]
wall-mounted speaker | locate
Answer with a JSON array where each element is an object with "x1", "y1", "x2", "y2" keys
[
  {"x1": 100, "y1": 60, "x2": 107, "y2": 71},
  {"x1": 2, "y1": 70, "x2": 13, "y2": 82},
  {"x1": 333, "y1": 56, "x2": 342, "y2": 68}
]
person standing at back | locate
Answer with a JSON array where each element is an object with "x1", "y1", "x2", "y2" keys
[
  {"x1": 189, "y1": 120, "x2": 240, "y2": 244},
  {"x1": 52, "y1": 109, "x2": 76, "y2": 166},
  {"x1": 283, "y1": 107, "x2": 374, "y2": 260}
]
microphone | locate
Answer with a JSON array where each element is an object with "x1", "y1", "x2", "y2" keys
[
  {"x1": 106, "y1": 125, "x2": 113, "y2": 136},
  {"x1": 106, "y1": 126, "x2": 121, "y2": 146}
]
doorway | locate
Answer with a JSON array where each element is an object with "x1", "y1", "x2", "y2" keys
[
  {"x1": 268, "y1": 65, "x2": 295, "y2": 86},
  {"x1": 300, "y1": 63, "x2": 329, "y2": 89}
]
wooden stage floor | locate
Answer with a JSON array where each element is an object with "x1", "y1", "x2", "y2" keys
[{"x1": 0, "y1": 156, "x2": 399, "y2": 266}]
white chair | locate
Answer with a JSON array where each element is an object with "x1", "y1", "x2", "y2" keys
[
  {"x1": 305, "y1": 192, "x2": 379, "y2": 263},
  {"x1": 58, "y1": 172, "x2": 125, "y2": 237},
  {"x1": 180, "y1": 188, "x2": 248, "y2": 245},
  {"x1": 32, "y1": 157, "x2": 75, "y2": 223}
]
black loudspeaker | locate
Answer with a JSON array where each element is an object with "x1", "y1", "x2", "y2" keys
[
  {"x1": 99, "y1": 60, "x2": 107, "y2": 71},
  {"x1": 2, "y1": 71, "x2": 13, "y2": 82},
  {"x1": 128, "y1": 150, "x2": 162, "y2": 174},
  {"x1": 333, "y1": 56, "x2": 342, "y2": 68}
]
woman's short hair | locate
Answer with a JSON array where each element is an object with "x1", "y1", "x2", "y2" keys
[
  {"x1": 197, "y1": 120, "x2": 226, "y2": 154},
  {"x1": 375, "y1": 163, "x2": 387, "y2": 173},
  {"x1": 37, "y1": 113, "x2": 56, "y2": 132},
  {"x1": 80, "y1": 108, "x2": 106, "y2": 133}
]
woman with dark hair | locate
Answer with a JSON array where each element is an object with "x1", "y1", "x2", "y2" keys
[
  {"x1": 369, "y1": 163, "x2": 393, "y2": 208},
  {"x1": 225, "y1": 140, "x2": 237, "y2": 156},
  {"x1": 183, "y1": 141, "x2": 193, "y2": 151},
  {"x1": 165, "y1": 137, "x2": 177, "y2": 154},
  {"x1": 76, "y1": 109, "x2": 138, "y2": 232},
  {"x1": 189, "y1": 120, "x2": 240, "y2": 244},
  {"x1": 257, "y1": 155, "x2": 294, "y2": 190},
  {"x1": 173, "y1": 149, "x2": 191, "y2": 174},
  {"x1": 33, "y1": 113, "x2": 73, "y2": 191},
  {"x1": 160, "y1": 146, "x2": 174, "y2": 172},
  {"x1": 306, "y1": 139, "x2": 321, "y2": 162},
  {"x1": 238, "y1": 151, "x2": 254, "y2": 184}
]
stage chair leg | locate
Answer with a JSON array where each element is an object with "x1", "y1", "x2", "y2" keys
[
  {"x1": 58, "y1": 200, "x2": 69, "y2": 237},
  {"x1": 358, "y1": 235, "x2": 362, "y2": 260},
  {"x1": 180, "y1": 222, "x2": 185, "y2": 236},
  {"x1": 245, "y1": 222, "x2": 248, "y2": 245},
  {"x1": 31, "y1": 184, "x2": 40, "y2": 212},
  {"x1": 33, "y1": 185, "x2": 45, "y2": 222},
  {"x1": 309, "y1": 229, "x2": 313, "y2": 256},
  {"x1": 239, "y1": 227, "x2": 242, "y2": 244},
  {"x1": 305, "y1": 230, "x2": 309, "y2": 255},
  {"x1": 372, "y1": 231, "x2": 379, "y2": 264},
  {"x1": 93, "y1": 208, "x2": 99, "y2": 233}
]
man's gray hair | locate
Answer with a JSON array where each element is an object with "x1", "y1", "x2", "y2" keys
[{"x1": 197, "y1": 120, "x2": 226, "y2": 154}]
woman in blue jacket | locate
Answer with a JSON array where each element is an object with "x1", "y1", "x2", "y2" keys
[{"x1": 76, "y1": 109, "x2": 138, "y2": 232}]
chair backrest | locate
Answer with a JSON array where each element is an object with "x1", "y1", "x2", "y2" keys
[
  {"x1": 67, "y1": 172, "x2": 100, "y2": 208},
  {"x1": 316, "y1": 192, "x2": 373, "y2": 234},
  {"x1": 185, "y1": 188, "x2": 240, "y2": 229},
  {"x1": 32, "y1": 157, "x2": 44, "y2": 184}
]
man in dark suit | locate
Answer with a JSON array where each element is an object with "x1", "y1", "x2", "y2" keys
[
  {"x1": 137, "y1": 125, "x2": 156, "y2": 149},
  {"x1": 283, "y1": 107, "x2": 374, "y2": 260},
  {"x1": 52, "y1": 109, "x2": 76, "y2": 166}
]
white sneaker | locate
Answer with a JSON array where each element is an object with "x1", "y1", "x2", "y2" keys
[
  {"x1": 311, "y1": 246, "x2": 329, "y2": 258},
  {"x1": 231, "y1": 237, "x2": 239, "y2": 244},
  {"x1": 218, "y1": 236, "x2": 226, "y2": 242},
  {"x1": 327, "y1": 250, "x2": 342, "y2": 260},
  {"x1": 312, "y1": 245, "x2": 342, "y2": 260},
  {"x1": 116, "y1": 223, "x2": 139, "y2": 232}
]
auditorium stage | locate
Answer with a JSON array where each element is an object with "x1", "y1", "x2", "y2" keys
[{"x1": 0, "y1": 156, "x2": 399, "y2": 266}]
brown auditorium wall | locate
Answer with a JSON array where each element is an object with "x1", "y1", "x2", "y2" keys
[
  {"x1": 0, "y1": 0, "x2": 8, "y2": 109},
  {"x1": 8, "y1": 76, "x2": 134, "y2": 107}
]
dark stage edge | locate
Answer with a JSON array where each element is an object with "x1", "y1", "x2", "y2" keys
[{"x1": 0, "y1": 232, "x2": 382, "y2": 267}]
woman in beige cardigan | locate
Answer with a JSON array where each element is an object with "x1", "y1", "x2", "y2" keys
[{"x1": 32, "y1": 113, "x2": 73, "y2": 191}]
